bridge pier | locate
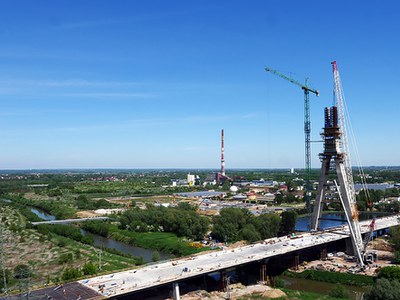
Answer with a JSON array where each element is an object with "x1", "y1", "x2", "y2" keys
[
  {"x1": 220, "y1": 270, "x2": 228, "y2": 292},
  {"x1": 172, "y1": 282, "x2": 180, "y2": 300},
  {"x1": 320, "y1": 246, "x2": 327, "y2": 260},
  {"x1": 345, "y1": 238, "x2": 354, "y2": 256},
  {"x1": 260, "y1": 263, "x2": 267, "y2": 283},
  {"x1": 293, "y1": 254, "x2": 300, "y2": 271}
]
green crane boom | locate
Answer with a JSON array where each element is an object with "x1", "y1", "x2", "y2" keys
[{"x1": 265, "y1": 66, "x2": 319, "y2": 212}]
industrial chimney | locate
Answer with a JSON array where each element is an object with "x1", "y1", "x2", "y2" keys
[{"x1": 221, "y1": 129, "x2": 225, "y2": 176}]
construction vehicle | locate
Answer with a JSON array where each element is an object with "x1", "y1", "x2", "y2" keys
[
  {"x1": 362, "y1": 218, "x2": 377, "y2": 264},
  {"x1": 264, "y1": 66, "x2": 319, "y2": 212}
]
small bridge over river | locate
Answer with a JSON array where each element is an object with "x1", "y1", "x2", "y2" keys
[{"x1": 31, "y1": 217, "x2": 109, "y2": 226}]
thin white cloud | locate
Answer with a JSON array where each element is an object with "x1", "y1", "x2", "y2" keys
[
  {"x1": 56, "y1": 19, "x2": 126, "y2": 30},
  {"x1": 58, "y1": 92, "x2": 156, "y2": 98},
  {"x1": 0, "y1": 113, "x2": 262, "y2": 135},
  {"x1": 0, "y1": 79, "x2": 145, "y2": 88}
]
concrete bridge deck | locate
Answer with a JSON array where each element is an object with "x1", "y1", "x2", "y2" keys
[
  {"x1": 31, "y1": 217, "x2": 109, "y2": 225},
  {"x1": 78, "y1": 214, "x2": 400, "y2": 298}
]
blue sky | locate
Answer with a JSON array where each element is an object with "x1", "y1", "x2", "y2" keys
[{"x1": 0, "y1": 1, "x2": 399, "y2": 169}]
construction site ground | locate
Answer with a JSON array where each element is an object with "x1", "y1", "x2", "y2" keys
[
  {"x1": 293, "y1": 238, "x2": 394, "y2": 276},
  {"x1": 167, "y1": 283, "x2": 286, "y2": 300}
]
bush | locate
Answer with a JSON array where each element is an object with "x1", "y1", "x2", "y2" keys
[
  {"x1": 328, "y1": 284, "x2": 349, "y2": 299},
  {"x1": 394, "y1": 251, "x2": 400, "y2": 264},
  {"x1": 152, "y1": 250, "x2": 160, "y2": 262},
  {"x1": 57, "y1": 239, "x2": 67, "y2": 247},
  {"x1": 82, "y1": 262, "x2": 97, "y2": 275},
  {"x1": 62, "y1": 268, "x2": 81, "y2": 281},
  {"x1": 364, "y1": 278, "x2": 400, "y2": 300},
  {"x1": 377, "y1": 266, "x2": 400, "y2": 281},
  {"x1": 58, "y1": 253, "x2": 73, "y2": 264},
  {"x1": 285, "y1": 270, "x2": 373, "y2": 286}
]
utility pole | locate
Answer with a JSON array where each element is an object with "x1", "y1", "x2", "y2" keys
[
  {"x1": 0, "y1": 220, "x2": 7, "y2": 294},
  {"x1": 98, "y1": 248, "x2": 102, "y2": 271}
]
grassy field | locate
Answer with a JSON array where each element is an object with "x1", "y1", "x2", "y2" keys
[
  {"x1": 283, "y1": 270, "x2": 374, "y2": 287},
  {"x1": 108, "y1": 224, "x2": 211, "y2": 256}
]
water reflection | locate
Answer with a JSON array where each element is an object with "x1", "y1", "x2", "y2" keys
[
  {"x1": 30, "y1": 207, "x2": 171, "y2": 263},
  {"x1": 80, "y1": 229, "x2": 171, "y2": 263},
  {"x1": 296, "y1": 212, "x2": 383, "y2": 231}
]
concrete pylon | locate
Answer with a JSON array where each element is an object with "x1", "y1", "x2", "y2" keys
[
  {"x1": 310, "y1": 106, "x2": 364, "y2": 266},
  {"x1": 172, "y1": 282, "x2": 180, "y2": 300}
]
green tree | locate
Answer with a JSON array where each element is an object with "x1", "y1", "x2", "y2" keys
[
  {"x1": 240, "y1": 224, "x2": 261, "y2": 243},
  {"x1": 275, "y1": 193, "x2": 284, "y2": 205},
  {"x1": 328, "y1": 284, "x2": 349, "y2": 299},
  {"x1": 76, "y1": 195, "x2": 90, "y2": 209},
  {"x1": 364, "y1": 278, "x2": 400, "y2": 300},
  {"x1": 279, "y1": 210, "x2": 298, "y2": 236},
  {"x1": 212, "y1": 208, "x2": 253, "y2": 242},
  {"x1": 58, "y1": 253, "x2": 73, "y2": 264},
  {"x1": 152, "y1": 251, "x2": 160, "y2": 262},
  {"x1": 62, "y1": 268, "x2": 81, "y2": 281},
  {"x1": 253, "y1": 213, "x2": 280, "y2": 239},
  {"x1": 82, "y1": 262, "x2": 97, "y2": 275},
  {"x1": 377, "y1": 266, "x2": 400, "y2": 281},
  {"x1": 14, "y1": 264, "x2": 30, "y2": 279},
  {"x1": 389, "y1": 226, "x2": 400, "y2": 251},
  {"x1": 394, "y1": 250, "x2": 400, "y2": 264}
]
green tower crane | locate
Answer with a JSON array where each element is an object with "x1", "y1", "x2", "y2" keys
[{"x1": 265, "y1": 66, "x2": 319, "y2": 212}]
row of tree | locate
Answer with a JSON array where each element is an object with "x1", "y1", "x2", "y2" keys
[
  {"x1": 211, "y1": 208, "x2": 297, "y2": 243},
  {"x1": 119, "y1": 203, "x2": 209, "y2": 240}
]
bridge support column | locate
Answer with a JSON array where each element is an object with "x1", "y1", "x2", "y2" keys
[
  {"x1": 220, "y1": 270, "x2": 227, "y2": 292},
  {"x1": 172, "y1": 282, "x2": 180, "y2": 300},
  {"x1": 345, "y1": 238, "x2": 354, "y2": 256},
  {"x1": 293, "y1": 254, "x2": 300, "y2": 271},
  {"x1": 320, "y1": 247, "x2": 327, "y2": 260},
  {"x1": 260, "y1": 264, "x2": 267, "y2": 284}
]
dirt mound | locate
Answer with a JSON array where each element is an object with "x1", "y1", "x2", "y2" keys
[
  {"x1": 177, "y1": 284, "x2": 285, "y2": 300},
  {"x1": 371, "y1": 238, "x2": 394, "y2": 251},
  {"x1": 262, "y1": 289, "x2": 287, "y2": 298}
]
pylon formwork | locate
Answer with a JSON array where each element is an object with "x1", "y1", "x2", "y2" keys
[{"x1": 311, "y1": 106, "x2": 364, "y2": 266}]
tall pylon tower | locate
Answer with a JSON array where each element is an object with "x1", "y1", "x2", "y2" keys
[{"x1": 310, "y1": 62, "x2": 364, "y2": 266}]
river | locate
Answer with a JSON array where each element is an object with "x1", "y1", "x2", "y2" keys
[
  {"x1": 280, "y1": 275, "x2": 368, "y2": 300},
  {"x1": 29, "y1": 207, "x2": 171, "y2": 263},
  {"x1": 295, "y1": 212, "x2": 387, "y2": 231}
]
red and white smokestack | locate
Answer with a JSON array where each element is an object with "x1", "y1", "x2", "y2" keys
[{"x1": 221, "y1": 129, "x2": 225, "y2": 176}]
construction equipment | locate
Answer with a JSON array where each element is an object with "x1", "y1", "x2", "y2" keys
[
  {"x1": 362, "y1": 218, "x2": 376, "y2": 263},
  {"x1": 311, "y1": 61, "x2": 365, "y2": 267},
  {"x1": 265, "y1": 66, "x2": 319, "y2": 211}
]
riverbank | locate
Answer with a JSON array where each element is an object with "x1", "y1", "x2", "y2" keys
[{"x1": 0, "y1": 205, "x2": 137, "y2": 293}]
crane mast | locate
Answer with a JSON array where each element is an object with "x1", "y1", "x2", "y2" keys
[
  {"x1": 332, "y1": 61, "x2": 364, "y2": 264},
  {"x1": 332, "y1": 61, "x2": 356, "y2": 201},
  {"x1": 265, "y1": 66, "x2": 319, "y2": 212}
]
